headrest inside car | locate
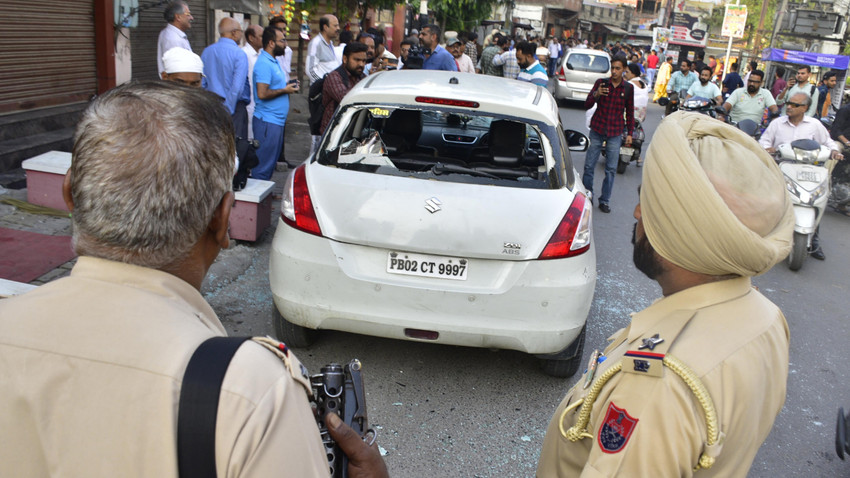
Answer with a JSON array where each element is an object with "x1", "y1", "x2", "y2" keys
[{"x1": 489, "y1": 120, "x2": 526, "y2": 165}]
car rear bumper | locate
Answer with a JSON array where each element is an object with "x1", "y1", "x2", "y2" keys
[
  {"x1": 269, "y1": 219, "x2": 597, "y2": 354},
  {"x1": 554, "y1": 80, "x2": 593, "y2": 101}
]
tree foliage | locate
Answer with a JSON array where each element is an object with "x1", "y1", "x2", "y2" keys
[
  {"x1": 706, "y1": 0, "x2": 777, "y2": 52},
  {"x1": 424, "y1": 0, "x2": 508, "y2": 33}
]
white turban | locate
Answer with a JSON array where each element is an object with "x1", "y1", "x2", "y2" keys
[
  {"x1": 641, "y1": 112, "x2": 794, "y2": 277},
  {"x1": 162, "y1": 47, "x2": 204, "y2": 75}
]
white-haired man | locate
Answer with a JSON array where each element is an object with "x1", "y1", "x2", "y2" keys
[
  {"x1": 156, "y1": 1, "x2": 193, "y2": 76},
  {"x1": 0, "y1": 81, "x2": 388, "y2": 478},
  {"x1": 539, "y1": 112, "x2": 795, "y2": 477},
  {"x1": 759, "y1": 91, "x2": 843, "y2": 260}
]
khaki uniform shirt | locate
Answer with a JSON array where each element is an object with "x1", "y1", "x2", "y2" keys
[
  {"x1": 0, "y1": 257, "x2": 328, "y2": 477},
  {"x1": 537, "y1": 277, "x2": 789, "y2": 477}
]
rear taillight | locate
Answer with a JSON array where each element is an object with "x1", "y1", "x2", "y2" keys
[
  {"x1": 557, "y1": 66, "x2": 566, "y2": 81},
  {"x1": 280, "y1": 165, "x2": 322, "y2": 236},
  {"x1": 539, "y1": 193, "x2": 591, "y2": 259}
]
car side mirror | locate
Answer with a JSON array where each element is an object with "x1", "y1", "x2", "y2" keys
[
  {"x1": 564, "y1": 129, "x2": 589, "y2": 152},
  {"x1": 658, "y1": 97, "x2": 670, "y2": 106}
]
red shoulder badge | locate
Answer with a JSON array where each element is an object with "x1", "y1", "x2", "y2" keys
[{"x1": 597, "y1": 402, "x2": 639, "y2": 454}]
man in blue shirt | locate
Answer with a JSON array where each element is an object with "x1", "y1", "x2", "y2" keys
[
  {"x1": 419, "y1": 24, "x2": 458, "y2": 71},
  {"x1": 515, "y1": 41, "x2": 548, "y2": 87},
  {"x1": 201, "y1": 17, "x2": 251, "y2": 138},
  {"x1": 252, "y1": 27, "x2": 300, "y2": 180}
]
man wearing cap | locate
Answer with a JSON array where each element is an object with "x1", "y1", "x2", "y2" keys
[
  {"x1": 161, "y1": 47, "x2": 204, "y2": 87},
  {"x1": 157, "y1": 1, "x2": 193, "y2": 76},
  {"x1": 447, "y1": 36, "x2": 475, "y2": 74},
  {"x1": 201, "y1": 18, "x2": 250, "y2": 139},
  {"x1": 538, "y1": 111, "x2": 794, "y2": 477}
]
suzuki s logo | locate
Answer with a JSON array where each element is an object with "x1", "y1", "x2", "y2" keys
[{"x1": 425, "y1": 197, "x2": 442, "y2": 213}]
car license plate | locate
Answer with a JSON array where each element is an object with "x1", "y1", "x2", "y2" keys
[
  {"x1": 620, "y1": 147, "x2": 635, "y2": 156},
  {"x1": 573, "y1": 91, "x2": 587, "y2": 99},
  {"x1": 797, "y1": 170, "x2": 821, "y2": 182},
  {"x1": 387, "y1": 252, "x2": 468, "y2": 281}
]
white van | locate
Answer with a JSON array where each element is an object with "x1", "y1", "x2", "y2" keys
[{"x1": 553, "y1": 49, "x2": 612, "y2": 102}]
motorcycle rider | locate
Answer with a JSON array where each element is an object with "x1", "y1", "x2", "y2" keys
[
  {"x1": 759, "y1": 92, "x2": 843, "y2": 260},
  {"x1": 664, "y1": 59, "x2": 698, "y2": 116},
  {"x1": 722, "y1": 69, "x2": 779, "y2": 124},
  {"x1": 686, "y1": 66, "x2": 722, "y2": 106}
]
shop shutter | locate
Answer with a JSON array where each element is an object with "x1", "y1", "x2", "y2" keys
[
  {"x1": 0, "y1": 0, "x2": 96, "y2": 114},
  {"x1": 131, "y1": 0, "x2": 208, "y2": 81}
]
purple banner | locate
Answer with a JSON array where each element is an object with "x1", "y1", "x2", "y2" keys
[{"x1": 761, "y1": 48, "x2": 850, "y2": 70}]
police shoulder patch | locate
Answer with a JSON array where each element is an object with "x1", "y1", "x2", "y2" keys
[{"x1": 597, "y1": 402, "x2": 639, "y2": 454}]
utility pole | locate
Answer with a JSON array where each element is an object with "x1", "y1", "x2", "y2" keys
[
  {"x1": 752, "y1": 0, "x2": 770, "y2": 56},
  {"x1": 768, "y1": 0, "x2": 790, "y2": 51}
]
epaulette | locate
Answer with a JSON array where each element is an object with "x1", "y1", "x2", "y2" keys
[
  {"x1": 559, "y1": 311, "x2": 725, "y2": 471},
  {"x1": 252, "y1": 336, "x2": 312, "y2": 396}
]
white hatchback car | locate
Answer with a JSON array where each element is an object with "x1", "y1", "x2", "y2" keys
[{"x1": 270, "y1": 70, "x2": 596, "y2": 376}]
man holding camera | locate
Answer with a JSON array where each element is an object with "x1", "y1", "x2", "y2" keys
[
  {"x1": 0, "y1": 80, "x2": 388, "y2": 478},
  {"x1": 419, "y1": 24, "x2": 458, "y2": 72},
  {"x1": 583, "y1": 57, "x2": 634, "y2": 214}
]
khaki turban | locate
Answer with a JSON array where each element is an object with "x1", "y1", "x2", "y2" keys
[{"x1": 641, "y1": 112, "x2": 794, "y2": 277}]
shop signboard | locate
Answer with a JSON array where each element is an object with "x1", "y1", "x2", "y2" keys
[{"x1": 670, "y1": 0, "x2": 713, "y2": 47}]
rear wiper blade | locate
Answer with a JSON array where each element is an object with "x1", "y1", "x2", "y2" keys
[{"x1": 431, "y1": 162, "x2": 501, "y2": 180}]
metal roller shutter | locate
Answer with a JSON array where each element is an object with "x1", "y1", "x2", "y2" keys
[
  {"x1": 0, "y1": 0, "x2": 96, "y2": 114},
  {"x1": 131, "y1": 0, "x2": 208, "y2": 81}
]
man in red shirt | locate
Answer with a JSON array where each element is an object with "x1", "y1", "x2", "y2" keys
[
  {"x1": 583, "y1": 57, "x2": 634, "y2": 213},
  {"x1": 320, "y1": 42, "x2": 369, "y2": 134},
  {"x1": 645, "y1": 49, "x2": 659, "y2": 88}
]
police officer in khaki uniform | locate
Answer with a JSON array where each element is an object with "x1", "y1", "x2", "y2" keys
[
  {"x1": 538, "y1": 111, "x2": 795, "y2": 477},
  {"x1": 0, "y1": 81, "x2": 388, "y2": 478}
]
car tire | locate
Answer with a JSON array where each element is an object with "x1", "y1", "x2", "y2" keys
[
  {"x1": 538, "y1": 325, "x2": 586, "y2": 378},
  {"x1": 272, "y1": 305, "x2": 318, "y2": 347}
]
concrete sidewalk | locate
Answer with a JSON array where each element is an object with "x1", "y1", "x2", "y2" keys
[{"x1": 0, "y1": 92, "x2": 313, "y2": 288}]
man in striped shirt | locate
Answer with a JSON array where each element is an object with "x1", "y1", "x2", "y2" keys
[{"x1": 515, "y1": 41, "x2": 548, "y2": 87}]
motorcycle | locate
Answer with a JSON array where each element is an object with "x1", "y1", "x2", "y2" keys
[
  {"x1": 656, "y1": 89, "x2": 687, "y2": 115},
  {"x1": 679, "y1": 96, "x2": 717, "y2": 117},
  {"x1": 775, "y1": 139, "x2": 832, "y2": 271},
  {"x1": 617, "y1": 118, "x2": 645, "y2": 174}
]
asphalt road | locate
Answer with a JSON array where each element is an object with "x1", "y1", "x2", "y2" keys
[{"x1": 206, "y1": 100, "x2": 850, "y2": 477}]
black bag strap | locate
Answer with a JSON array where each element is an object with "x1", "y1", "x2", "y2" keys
[{"x1": 177, "y1": 336, "x2": 252, "y2": 478}]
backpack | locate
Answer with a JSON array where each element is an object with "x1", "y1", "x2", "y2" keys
[{"x1": 308, "y1": 66, "x2": 350, "y2": 136}]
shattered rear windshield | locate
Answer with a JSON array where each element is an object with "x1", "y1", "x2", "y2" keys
[{"x1": 315, "y1": 105, "x2": 573, "y2": 190}]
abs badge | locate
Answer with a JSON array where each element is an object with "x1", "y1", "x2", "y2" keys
[{"x1": 598, "y1": 402, "x2": 638, "y2": 453}]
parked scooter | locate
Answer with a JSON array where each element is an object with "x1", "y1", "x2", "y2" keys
[
  {"x1": 616, "y1": 118, "x2": 645, "y2": 174},
  {"x1": 775, "y1": 139, "x2": 831, "y2": 270}
]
